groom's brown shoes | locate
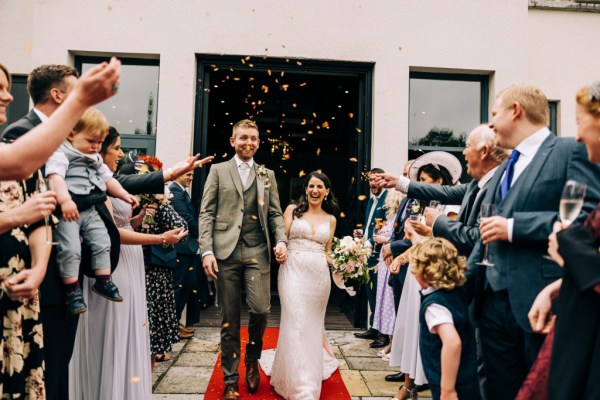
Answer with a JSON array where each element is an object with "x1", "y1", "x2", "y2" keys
[
  {"x1": 222, "y1": 384, "x2": 238, "y2": 400},
  {"x1": 245, "y1": 357, "x2": 260, "y2": 394}
]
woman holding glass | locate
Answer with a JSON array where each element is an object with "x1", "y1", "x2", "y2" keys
[
  {"x1": 0, "y1": 63, "x2": 57, "y2": 399},
  {"x1": 522, "y1": 81, "x2": 600, "y2": 400},
  {"x1": 388, "y1": 156, "x2": 462, "y2": 400}
]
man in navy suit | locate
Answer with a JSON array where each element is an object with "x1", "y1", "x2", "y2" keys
[
  {"x1": 471, "y1": 84, "x2": 600, "y2": 400},
  {"x1": 169, "y1": 171, "x2": 201, "y2": 337},
  {"x1": 353, "y1": 168, "x2": 389, "y2": 348}
]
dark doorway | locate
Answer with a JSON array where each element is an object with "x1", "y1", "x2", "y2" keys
[{"x1": 192, "y1": 55, "x2": 373, "y2": 328}]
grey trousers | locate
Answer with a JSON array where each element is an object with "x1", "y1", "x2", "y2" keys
[
  {"x1": 216, "y1": 241, "x2": 270, "y2": 385},
  {"x1": 55, "y1": 206, "x2": 111, "y2": 278}
]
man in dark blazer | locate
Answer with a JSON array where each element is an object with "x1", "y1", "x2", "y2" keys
[
  {"x1": 470, "y1": 84, "x2": 600, "y2": 400},
  {"x1": 377, "y1": 125, "x2": 508, "y2": 256},
  {"x1": 353, "y1": 168, "x2": 389, "y2": 347},
  {"x1": 169, "y1": 170, "x2": 202, "y2": 337},
  {"x1": 1, "y1": 64, "x2": 210, "y2": 400},
  {"x1": 374, "y1": 126, "x2": 508, "y2": 395}
]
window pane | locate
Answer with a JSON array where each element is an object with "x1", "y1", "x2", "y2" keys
[
  {"x1": 0, "y1": 76, "x2": 29, "y2": 135},
  {"x1": 81, "y1": 62, "x2": 159, "y2": 135},
  {"x1": 548, "y1": 100, "x2": 558, "y2": 135},
  {"x1": 409, "y1": 78, "x2": 480, "y2": 148}
]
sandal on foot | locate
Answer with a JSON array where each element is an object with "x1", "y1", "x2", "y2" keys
[
  {"x1": 154, "y1": 354, "x2": 171, "y2": 362},
  {"x1": 392, "y1": 385, "x2": 418, "y2": 400}
]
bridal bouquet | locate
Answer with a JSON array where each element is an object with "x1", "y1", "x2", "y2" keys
[{"x1": 328, "y1": 236, "x2": 373, "y2": 296}]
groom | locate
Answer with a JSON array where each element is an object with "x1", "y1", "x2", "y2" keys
[{"x1": 199, "y1": 119, "x2": 287, "y2": 400}]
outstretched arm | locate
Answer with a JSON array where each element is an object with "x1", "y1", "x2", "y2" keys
[{"x1": 0, "y1": 58, "x2": 121, "y2": 180}]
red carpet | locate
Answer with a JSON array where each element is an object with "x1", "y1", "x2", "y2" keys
[{"x1": 204, "y1": 327, "x2": 351, "y2": 399}]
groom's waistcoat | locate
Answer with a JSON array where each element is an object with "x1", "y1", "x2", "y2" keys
[{"x1": 240, "y1": 178, "x2": 265, "y2": 246}]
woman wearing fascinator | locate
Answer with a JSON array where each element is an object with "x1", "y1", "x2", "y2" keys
[
  {"x1": 387, "y1": 152, "x2": 462, "y2": 400},
  {"x1": 259, "y1": 171, "x2": 340, "y2": 400},
  {"x1": 518, "y1": 81, "x2": 600, "y2": 400}
]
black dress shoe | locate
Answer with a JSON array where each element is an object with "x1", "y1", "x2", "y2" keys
[
  {"x1": 354, "y1": 329, "x2": 378, "y2": 340},
  {"x1": 245, "y1": 357, "x2": 260, "y2": 394},
  {"x1": 416, "y1": 383, "x2": 429, "y2": 392},
  {"x1": 222, "y1": 384, "x2": 239, "y2": 400},
  {"x1": 370, "y1": 336, "x2": 390, "y2": 348},
  {"x1": 385, "y1": 372, "x2": 405, "y2": 382}
]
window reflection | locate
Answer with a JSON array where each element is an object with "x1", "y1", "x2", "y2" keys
[
  {"x1": 409, "y1": 75, "x2": 485, "y2": 149},
  {"x1": 79, "y1": 59, "x2": 159, "y2": 136}
]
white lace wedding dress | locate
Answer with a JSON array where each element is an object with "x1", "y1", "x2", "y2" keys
[{"x1": 259, "y1": 217, "x2": 339, "y2": 400}]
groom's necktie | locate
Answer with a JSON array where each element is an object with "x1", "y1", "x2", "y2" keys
[
  {"x1": 239, "y1": 162, "x2": 250, "y2": 186},
  {"x1": 500, "y1": 150, "x2": 520, "y2": 200}
]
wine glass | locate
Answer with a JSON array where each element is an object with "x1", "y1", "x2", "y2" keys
[
  {"x1": 429, "y1": 200, "x2": 441, "y2": 210},
  {"x1": 477, "y1": 203, "x2": 497, "y2": 267},
  {"x1": 35, "y1": 171, "x2": 58, "y2": 246},
  {"x1": 559, "y1": 180, "x2": 587, "y2": 227},
  {"x1": 542, "y1": 180, "x2": 587, "y2": 261}
]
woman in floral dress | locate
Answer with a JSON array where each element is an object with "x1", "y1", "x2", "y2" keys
[
  {"x1": 0, "y1": 172, "x2": 55, "y2": 399},
  {"x1": 0, "y1": 62, "x2": 58, "y2": 399}
]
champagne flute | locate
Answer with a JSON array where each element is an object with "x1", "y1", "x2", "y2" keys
[
  {"x1": 559, "y1": 180, "x2": 586, "y2": 227},
  {"x1": 542, "y1": 180, "x2": 587, "y2": 261},
  {"x1": 477, "y1": 203, "x2": 497, "y2": 267},
  {"x1": 35, "y1": 171, "x2": 58, "y2": 245},
  {"x1": 429, "y1": 200, "x2": 441, "y2": 210}
]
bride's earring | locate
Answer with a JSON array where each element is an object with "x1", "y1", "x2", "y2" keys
[{"x1": 324, "y1": 195, "x2": 328, "y2": 202}]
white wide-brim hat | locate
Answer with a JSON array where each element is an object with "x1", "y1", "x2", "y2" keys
[{"x1": 408, "y1": 151, "x2": 463, "y2": 185}]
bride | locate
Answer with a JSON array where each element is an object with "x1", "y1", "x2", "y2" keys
[{"x1": 259, "y1": 171, "x2": 340, "y2": 399}]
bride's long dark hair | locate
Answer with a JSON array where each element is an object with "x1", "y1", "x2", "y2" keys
[{"x1": 292, "y1": 171, "x2": 340, "y2": 219}]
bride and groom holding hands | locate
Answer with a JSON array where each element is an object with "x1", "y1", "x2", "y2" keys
[{"x1": 199, "y1": 119, "x2": 341, "y2": 400}]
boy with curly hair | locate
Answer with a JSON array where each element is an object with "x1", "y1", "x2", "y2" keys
[{"x1": 411, "y1": 237, "x2": 481, "y2": 400}]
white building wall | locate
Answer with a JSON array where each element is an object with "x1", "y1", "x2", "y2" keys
[
  {"x1": 2, "y1": 1, "x2": 594, "y2": 175},
  {"x1": 528, "y1": 8, "x2": 600, "y2": 137}
]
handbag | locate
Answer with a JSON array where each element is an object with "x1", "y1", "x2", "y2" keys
[{"x1": 147, "y1": 244, "x2": 178, "y2": 269}]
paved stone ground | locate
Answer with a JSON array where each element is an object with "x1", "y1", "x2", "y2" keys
[{"x1": 152, "y1": 327, "x2": 433, "y2": 400}]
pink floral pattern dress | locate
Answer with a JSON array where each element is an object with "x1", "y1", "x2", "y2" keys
[{"x1": 0, "y1": 173, "x2": 48, "y2": 399}]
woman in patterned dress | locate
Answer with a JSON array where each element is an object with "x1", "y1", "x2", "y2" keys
[
  {"x1": 0, "y1": 63, "x2": 56, "y2": 399},
  {"x1": 120, "y1": 158, "x2": 185, "y2": 366}
]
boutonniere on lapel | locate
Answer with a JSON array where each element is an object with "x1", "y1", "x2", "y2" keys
[{"x1": 256, "y1": 164, "x2": 268, "y2": 180}]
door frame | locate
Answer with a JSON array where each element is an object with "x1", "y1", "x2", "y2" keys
[{"x1": 191, "y1": 54, "x2": 374, "y2": 328}]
